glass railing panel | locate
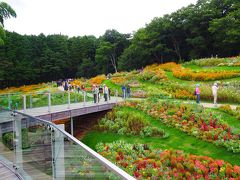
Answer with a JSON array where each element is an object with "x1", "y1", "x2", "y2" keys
[
  {"x1": 51, "y1": 91, "x2": 68, "y2": 106},
  {"x1": 26, "y1": 93, "x2": 48, "y2": 109},
  {"x1": 16, "y1": 112, "x2": 134, "y2": 180},
  {"x1": 53, "y1": 132, "x2": 123, "y2": 179},
  {"x1": 0, "y1": 109, "x2": 134, "y2": 179},
  {"x1": 0, "y1": 108, "x2": 15, "y2": 171},
  {"x1": 13, "y1": 114, "x2": 53, "y2": 179},
  {"x1": 70, "y1": 91, "x2": 84, "y2": 104}
]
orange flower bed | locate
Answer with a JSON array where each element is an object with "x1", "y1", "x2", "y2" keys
[
  {"x1": 174, "y1": 89, "x2": 195, "y2": 99},
  {"x1": 233, "y1": 62, "x2": 240, "y2": 66},
  {"x1": 158, "y1": 62, "x2": 181, "y2": 71},
  {"x1": 88, "y1": 75, "x2": 106, "y2": 85},
  {"x1": 0, "y1": 83, "x2": 47, "y2": 94},
  {"x1": 111, "y1": 76, "x2": 127, "y2": 85},
  {"x1": 112, "y1": 71, "x2": 129, "y2": 77},
  {"x1": 142, "y1": 64, "x2": 167, "y2": 80},
  {"x1": 173, "y1": 69, "x2": 240, "y2": 81},
  {"x1": 70, "y1": 79, "x2": 82, "y2": 87}
]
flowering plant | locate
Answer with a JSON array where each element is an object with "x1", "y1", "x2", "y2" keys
[{"x1": 96, "y1": 141, "x2": 240, "y2": 179}]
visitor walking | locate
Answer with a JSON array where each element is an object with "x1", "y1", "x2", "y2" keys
[
  {"x1": 126, "y1": 85, "x2": 131, "y2": 98},
  {"x1": 212, "y1": 82, "x2": 219, "y2": 106},
  {"x1": 103, "y1": 84, "x2": 109, "y2": 102},
  {"x1": 99, "y1": 85, "x2": 103, "y2": 100},
  {"x1": 122, "y1": 85, "x2": 126, "y2": 99},
  {"x1": 92, "y1": 85, "x2": 99, "y2": 103},
  {"x1": 195, "y1": 84, "x2": 200, "y2": 104},
  {"x1": 77, "y1": 85, "x2": 80, "y2": 93},
  {"x1": 64, "y1": 82, "x2": 68, "y2": 91}
]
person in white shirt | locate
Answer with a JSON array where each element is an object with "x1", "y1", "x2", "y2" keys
[{"x1": 212, "y1": 82, "x2": 219, "y2": 106}]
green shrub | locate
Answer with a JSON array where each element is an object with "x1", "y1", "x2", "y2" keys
[
  {"x1": 2, "y1": 128, "x2": 30, "y2": 150},
  {"x1": 96, "y1": 107, "x2": 168, "y2": 138}
]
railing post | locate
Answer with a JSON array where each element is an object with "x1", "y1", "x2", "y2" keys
[
  {"x1": 8, "y1": 94, "x2": 11, "y2": 110},
  {"x1": 71, "y1": 117, "x2": 74, "y2": 136},
  {"x1": 68, "y1": 91, "x2": 71, "y2": 109},
  {"x1": 29, "y1": 94, "x2": 33, "y2": 109},
  {"x1": 22, "y1": 95, "x2": 26, "y2": 113},
  {"x1": 83, "y1": 91, "x2": 86, "y2": 107},
  {"x1": 48, "y1": 93, "x2": 51, "y2": 113},
  {"x1": 62, "y1": 92, "x2": 64, "y2": 104},
  {"x1": 74, "y1": 94, "x2": 77, "y2": 103},
  {"x1": 115, "y1": 90, "x2": 118, "y2": 103},
  {"x1": 97, "y1": 92, "x2": 99, "y2": 104},
  {"x1": 14, "y1": 113, "x2": 23, "y2": 169}
]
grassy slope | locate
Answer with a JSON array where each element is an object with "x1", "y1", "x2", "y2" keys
[{"x1": 81, "y1": 107, "x2": 240, "y2": 166}]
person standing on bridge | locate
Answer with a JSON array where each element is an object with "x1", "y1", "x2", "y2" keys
[
  {"x1": 126, "y1": 85, "x2": 131, "y2": 98},
  {"x1": 122, "y1": 85, "x2": 126, "y2": 99},
  {"x1": 103, "y1": 84, "x2": 109, "y2": 102},
  {"x1": 92, "y1": 85, "x2": 99, "y2": 103},
  {"x1": 212, "y1": 82, "x2": 219, "y2": 106}
]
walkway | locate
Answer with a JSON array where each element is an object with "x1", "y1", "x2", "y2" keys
[
  {"x1": 19, "y1": 96, "x2": 123, "y2": 119},
  {"x1": 0, "y1": 161, "x2": 21, "y2": 180}
]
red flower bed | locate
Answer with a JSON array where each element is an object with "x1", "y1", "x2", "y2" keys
[
  {"x1": 96, "y1": 141, "x2": 240, "y2": 179},
  {"x1": 122, "y1": 100, "x2": 240, "y2": 153}
]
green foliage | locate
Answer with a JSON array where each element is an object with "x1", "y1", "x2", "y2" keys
[
  {"x1": 0, "y1": 1, "x2": 16, "y2": 46},
  {"x1": 119, "y1": 0, "x2": 240, "y2": 71},
  {"x1": 1, "y1": 0, "x2": 240, "y2": 88},
  {"x1": 96, "y1": 107, "x2": 168, "y2": 138},
  {"x1": 2, "y1": 128, "x2": 30, "y2": 150},
  {"x1": 184, "y1": 57, "x2": 240, "y2": 67}
]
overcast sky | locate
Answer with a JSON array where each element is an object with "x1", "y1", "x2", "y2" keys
[{"x1": 4, "y1": 0, "x2": 198, "y2": 37}]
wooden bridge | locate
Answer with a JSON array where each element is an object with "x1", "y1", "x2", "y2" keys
[
  {"x1": 0, "y1": 95, "x2": 123, "y2": 135},
  {"x1": 20, "y1": 97, "x2": 122, "y2": 121}
]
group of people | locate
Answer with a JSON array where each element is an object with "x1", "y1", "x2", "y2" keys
[
  {"x1": 92, "y1": 84, "x2": 110, "y2": 103},
  {"x1": 195, "y1": 82, "x2": 219, "y2": 106},
  {"x1": 121, "y1": 85, "x2": 131, "y2": 99}
]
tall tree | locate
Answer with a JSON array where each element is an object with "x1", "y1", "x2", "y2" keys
[
  {"x1": 0, "y1": 1, "x2": 16, "y2": 45},
  {"x1": 95, "y1": 29, "x2": 130, "y2": 74}
]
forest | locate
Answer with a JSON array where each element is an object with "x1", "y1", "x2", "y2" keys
[{"x1": 0, "y1": 0, "x2": 239, "y2": 88}]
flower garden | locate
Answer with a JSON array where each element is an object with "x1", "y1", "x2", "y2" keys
[
  {"x1": 96, "y1": 141, "x2": 240, "y2": 179},
  {"x1": 82, "y1": 100, "x2": 240, "y2": 179},
  {"x1": 1, "y1": 56, "x2": 240, "y2": 179},
  {"x1": 99, "y1": 57, "x2": 240, "y2": 104},
  {"x1": 81, "y1": 57, "x2": 240, "y2": 179}
]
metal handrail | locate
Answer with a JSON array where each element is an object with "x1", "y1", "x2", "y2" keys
[
  {"x1": 0, "y1": 159, "x2": 24, "y2": 180},
  {"x1": 14, "y1": 110, "x2": 135, "y2": 180}
]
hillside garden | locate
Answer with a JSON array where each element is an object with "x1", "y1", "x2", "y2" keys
[
  {"x1": 0, "y1": 57, "x2": 240, "y2": 179},
  {"x1": 81, "y1": 57, "x2": 240, "y2": 179}
]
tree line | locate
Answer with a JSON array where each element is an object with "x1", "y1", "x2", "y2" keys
[{"x1": 0, "y1": 0, "x2": 239, "y2": 88}]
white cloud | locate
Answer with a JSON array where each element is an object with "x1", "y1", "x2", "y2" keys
[{"x1": 4, "y1": 0, "x2": 198, "y2": 37}]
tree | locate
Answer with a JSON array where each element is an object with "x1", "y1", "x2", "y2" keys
[
  {"x1": 76, "y1": 58, "x2": 95, "y2": 78},
  {"x1": 0, "y1": 2, "x2": 16, "y2": 45},
  {"x1": 95, "y1": 29, "x2": 130, "y2": 74}
]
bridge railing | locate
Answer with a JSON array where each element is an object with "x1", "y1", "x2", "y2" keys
[
  {"x1": 0, "y1": 90, "x2": 120, "y2": 112},
  {"x1": 0, "y1": 108, "x2": 135, "y2": 180}
]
